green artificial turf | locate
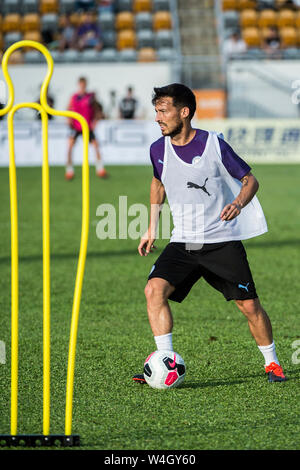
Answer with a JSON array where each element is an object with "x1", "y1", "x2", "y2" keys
[{"x1": 0, "y1": 164, "x2": 299, "y2": 450}]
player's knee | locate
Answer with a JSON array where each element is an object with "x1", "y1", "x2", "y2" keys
[
  {"x1": 144, "y1": 279, "x2": 170, "y2": 303},
  {"x1": 235, "y1": 298, "x2": 261, "y2": 318}
]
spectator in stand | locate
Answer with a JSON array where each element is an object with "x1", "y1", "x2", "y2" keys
[
  {"x1": 59, "y1": 15, "x2": 77, "y2": 52},
  {"x1": 75, "y1": 0, "x2": 96, "y2": 12},
  {"x1": 223, "y1": 31, "x2": 247, "y2": 61},
  {"x1": 262, "y1": 26, "x2": 281, "y2": 58},
  {"x1": 119, "y1": 86, "x2": 139, "y2": 119},
  {"x1": 76, "y1": 11, "x2": 103, "y2": 52}
]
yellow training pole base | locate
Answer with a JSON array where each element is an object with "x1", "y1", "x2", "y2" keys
[{"x1": 0, "y1": 434, "x2": 80, "y2": 447}]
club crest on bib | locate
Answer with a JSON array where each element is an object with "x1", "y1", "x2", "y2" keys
[{"x1": 192, "y1": 156, "x2": 202, "y2": 165}]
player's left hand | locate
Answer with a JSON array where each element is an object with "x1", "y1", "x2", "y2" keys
[{"x1": 220, "y1": 202, "x2": 242, "y2": 221}]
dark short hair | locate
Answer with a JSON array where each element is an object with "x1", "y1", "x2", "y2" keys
[
  {"x1": 78, "y1": 77, "x2": 87, "y2": 83},
  {"x1": 152, "y1": 83, "x2": 196, "y2": 120}
]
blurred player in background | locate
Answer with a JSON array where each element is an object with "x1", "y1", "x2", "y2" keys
[{"x1": 66, "y1": 76, "x2": 108, "y2": 180}]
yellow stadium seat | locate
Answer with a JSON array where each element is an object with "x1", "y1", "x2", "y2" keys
[
  {"x1": 222, "y1": 0, "x2": 237, "y2": 10},
  {"x1": 8, "y1": 50, "x2": 23, "y2": 64},
  {"x1": 40, "y1": 0, "x2": 58, "y2": 14},
  {"x1": 240, "y1": 9, "x2": 258, "y2": 28},
  {"x1": 258, "y1": 10, "x2": 278, "y2": 28},
  {"x1": 295, "y1": 11, "x2": 300, "y2": 28},
  {"x1": 133, "y1": 0, "x2": 152, "y2": 13},
  {"x1": 277, "y1": 9, "x2": 295, "y2": 28},
  {"x1": 117, "y1": 29, "x2": 137, "y2": 50},
  {"x1": 242, "y1": 27, "x2": 261, "y2": 47},
  {"x1": 138, "y1": 47, "x2": 156, "y2": 62},
  {"x1": 279, "y1": 26, "x2": 297, "y2": 48},
  {"x1": 260, "y1": 26, "x2": 273, "y2": 42},
  {"x1": 115, "y1": 12, "x2": 135, "y2": 31},
  {"x1": 153, "y1": 11, "x2": 172, "y2": 31},
  {"x1": 23, "y1": 30, "x2": 43, "y2": 46},
  {"x1": 22, "y1": 14, "x2": 41, "y2": 32},
  {"x1": 237, "y1": 0, "x2": 257, "y2": 10},
  {"x1": 2, "y1": 14, "x2": 22, "y2": 33}
]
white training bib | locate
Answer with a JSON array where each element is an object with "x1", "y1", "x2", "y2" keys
[{"x1": 161, "y1": 131, "x2": 268, "y2": 244}]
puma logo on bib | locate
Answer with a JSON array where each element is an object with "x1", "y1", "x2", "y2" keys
[{"x1": 187, "y1": 178, "x2": 211, "y2": 196}]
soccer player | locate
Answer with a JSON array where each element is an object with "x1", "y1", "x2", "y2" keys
[
  {"x1": 66, "y1": 76, "x2": 108, "y2": 180},
  {"x1": 133, "y1": 83, "x2": 286, "y2": 384}
]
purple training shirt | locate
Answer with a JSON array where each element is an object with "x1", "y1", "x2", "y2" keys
[{"x1": 150, "y1": 129, "x2": 251, "y2": 181}]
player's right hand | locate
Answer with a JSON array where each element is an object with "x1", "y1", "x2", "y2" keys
[{"x1": 138, "y1": 233, "x2": 156, "y2": 257}]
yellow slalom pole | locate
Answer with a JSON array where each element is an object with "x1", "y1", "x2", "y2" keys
[
  {"x1": 64, "y1": 119, "x2": 89, "y2": 436},
  {"x1": 7, "y1": 102, "x2": 51, "y2": 436},
  {"x1": 8, "y1": 110, "x2": 19, "y2": 437},
  {"x1": 1, "y1": 40, "x2": 90, "y2": 438},
  {"x1": 41, "y1": 106, "x2": 51, "y2": 437}
]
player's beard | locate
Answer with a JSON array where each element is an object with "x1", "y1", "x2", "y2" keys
[{"x1": 162, "y1": 120, "x2": 183, "y2": 138}]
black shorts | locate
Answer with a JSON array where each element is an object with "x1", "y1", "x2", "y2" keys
[
  {"x1": 69, "y1": 128, "x2": 96, "y2": 142},
  {"x1": 148, "y1": 241, "x2": 257, "y2": 303}
]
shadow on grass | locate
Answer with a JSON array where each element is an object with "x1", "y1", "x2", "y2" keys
[
  {"x1": 0, "y1": 249, "x2": 144, "y2": 265},
  {"x1": 181, "y1": 369, "x2": 299, "y2": 390}
]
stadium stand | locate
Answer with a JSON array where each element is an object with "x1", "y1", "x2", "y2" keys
[
  {"x1": 221, "y1": 0, "x2": 300, "y2": 59},
  {"x1": 0, "y1": 0, "x2": 179, "y2": 63}
]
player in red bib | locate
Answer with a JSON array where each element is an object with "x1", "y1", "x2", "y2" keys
[{"x1": 66, "y1": 76, "x2": 108, "y2": 180}]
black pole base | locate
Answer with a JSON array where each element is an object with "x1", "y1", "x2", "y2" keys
[{"x1": 0, "y1": 434, "x2": 80, "y2": 447}]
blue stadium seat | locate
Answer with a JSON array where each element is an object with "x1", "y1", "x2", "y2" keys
[
  {"x1": 22, "y1": 0, "x2": 39, "y2": 14},
  {"x1": 155, "y1": 29, "x2": 173, "y2": 48},
  {"x1": 4, "y1": 31, "x2": 22, "y2": 49},
  {"x1": 79, "y1": 49, "x2": 102, "y2": 62},
  {"x1": 137, "y1": 29, "x2": 155, "y2": 48},
  {"x1": 98, "y1": 11, "x2": 115, "y2": 31},
  {"x1": 51, "y1": 50, "x2": 64, "y2": 62},
  {"x1": 115, "y1": 0, "x2": 133, "y2": 11},
  {"x1": 3, "y1": 0, "x2": 21, "y2": 14},
  {"x1": 157, "y1": 47, "x2": 174, "y2": 61},
  {"x1": 282, "y1": 48, "x2": 300, "y2": 59},
  {"x1": 153, "y1": 0, "x2": 170, "y2": 11},
  {"x1": 61, "y1": 49, "x2": 81, "y2": 62},
  {"x1": 59, "y1": 0, "x2": 75, "y2": 14},
  {"x1": 118, "y1": 47, "x2": 138, "y2": 61},
  {"x1": 135, "y1": 12, "x2": 152, "y2": 30},
  {"x1": 24, "y1": 50, "x2": 44, "y2": 63},
  {"x1": 223, "y1": 10, "x2": 239, "y2": 31},
  {"x1": 103, "y1": 30, "x2": 116, "y2": 48},
  {"x1": 99, "y1": 48, "x2": 118, "y2": 61},
  {"x1": 41, "y1": 13, "x2": 59, "y2": 32}
]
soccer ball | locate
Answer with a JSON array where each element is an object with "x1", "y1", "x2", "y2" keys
[{"x1": 143, "y1": 350, "x2": 186, "y2": 389}]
